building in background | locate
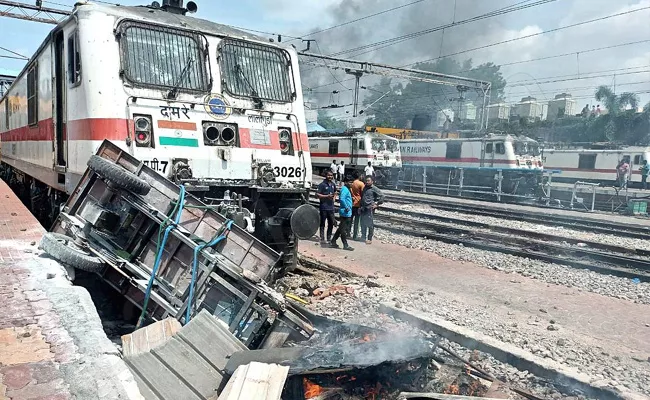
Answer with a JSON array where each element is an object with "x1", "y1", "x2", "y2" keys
[
  {"x1": 513, "y1": 96, "x2": 545, "y2": 120},
  {"x1": 459, "y1": 102, "x2": 477, "y2": 121},
  {"x1": 547, "y1": 93, "x2": 576, "y2": 121},
  {"x1": 487, "y1": 103, "x2": 510, "y2": 122}
]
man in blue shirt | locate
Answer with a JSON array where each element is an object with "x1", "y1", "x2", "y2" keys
[
  {"x1": 330, "y1": 176, "x2": 354, "y2": 251},
  {"x1": 317, "y1": 171, "x2": 337, "y2": 242}
]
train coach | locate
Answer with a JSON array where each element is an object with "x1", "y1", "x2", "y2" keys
[
  {"x1": 308, "y1": 130, "x2": 402, "y2": 185},
  {"x1": 0, "y1": 0, "x2": 318, "y2": 267},
  {"x1": 399, "y1": 134, "x2": 544, "y2": 196},
  {"x1": 542, "y1": 145, "x2": 650, "y2": 187}
]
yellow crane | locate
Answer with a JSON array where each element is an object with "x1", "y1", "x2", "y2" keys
[{"x1": 363, "y1": 126, "x2": 459, "y2": 139}]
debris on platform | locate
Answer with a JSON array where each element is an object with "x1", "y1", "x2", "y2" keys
[
  {"x1": 217, "y1": 362, "x2": 289, "y2": 400},
  {"x1": 123, "y1": 309, "x2": 246, "y2": 399},
  {"x1": 121, "y1": 317, "x2": 181, "y2": 357}
]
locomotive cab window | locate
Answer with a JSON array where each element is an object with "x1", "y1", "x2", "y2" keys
[
  {"x1": 219, "y1": 39, "x2": 293, "y2": 103},
  {"x1": 118, "y1": 21, "x2": 210, "y2": 94},
  {"x1": 485, "y1": 143, "x2": 493, "y2": 153},
  {"x1": 445, "y1": 142, "x2": 462, "y2": 159},
  {"x1": 27, "y1": 64, "x2": 38, "y2": 126},
  {"x1": 634, "y1": 155, "x2": 643, "y2": 165},
  {"x1": 328, "y1": 140, "x2": 338, "y2": 155},
  {"x1": 358, "y1": 139, "x2": 365, "y2": 150},
  {"x1": 67, "y1": 31, "x2": 81, "y2": 85},
  {"x1": 495, "y1": 142, "x2": 505, "y2": 154},
  {"x1": 578, "y1": 154, "x2": 597, "y2": 169}
]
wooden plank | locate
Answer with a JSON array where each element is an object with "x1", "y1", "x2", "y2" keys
[
  {"x1": 218, "y1": 362, "x2": 289, "y2": 400},
  {"x1": 121, "y1": 318, "x2": 182, "y2": 357}
]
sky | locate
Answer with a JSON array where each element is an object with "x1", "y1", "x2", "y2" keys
[{"x1": 1, "y1": 0, "x2": 649, "y2": 114}]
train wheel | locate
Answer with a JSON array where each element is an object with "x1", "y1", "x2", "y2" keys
[
  {"x1": 40, "y1": 232, "x2": 105, "y2": 273},
  {"x1": 87, "y1": 155, "x2": 151, "y2": 196}
]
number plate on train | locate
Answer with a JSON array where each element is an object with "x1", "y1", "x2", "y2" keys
[
  {"x1": 142, "y1": 159, "x2": 169, "y2": 174},
  {"x1": 273, "y1": 166, "x2": 305, "y2": 178}
]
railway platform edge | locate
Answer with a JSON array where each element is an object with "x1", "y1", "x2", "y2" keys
[{"x1": 0, "y1": 179, "x2": 142, "y2": 400}]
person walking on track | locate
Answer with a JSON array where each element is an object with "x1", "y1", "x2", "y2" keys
[
  {"x1": 317, "y1": 171, "x2": 337, "y2": 243},
  {"x1": 360, "y1": 176, "x2": 383, "y2": 244},
  {"x1": 331, "y1": 176, "x2": 354, "y2": 251}
]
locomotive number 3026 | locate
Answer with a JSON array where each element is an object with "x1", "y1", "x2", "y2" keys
[{"x1": 273, "y1": 166, "x2": 305, "y2": 178}]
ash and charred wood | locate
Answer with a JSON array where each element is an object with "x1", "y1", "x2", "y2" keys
[
  {"x1": 309, "y1": 388, "x2": 344, "y2": 400},
  {"x1": 225, "y1": 337, "x2": 433, "y2": 376},
  {"x1": 436, "y1": 344, "x2": 546, "y2": 400},
  {"x1": 297, "y1": 253, "x2": 360, "y2": 277},
  {"x1": 397, "y1": 393, "x2": 506, "y2": 400}
]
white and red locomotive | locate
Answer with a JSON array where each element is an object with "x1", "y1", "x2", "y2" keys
[
  {"x1": 308, "y1": 130, "x2": 402, "y2": 184},
  {"x1": 542, "y1": 145, "x2": 650, "y2": 187},
  {"x1": 399, "y1": 134, "x2": 544, "y2": 195},
  {"x1": 0, "y1": 1, "x2": 315, "y2": 265}
]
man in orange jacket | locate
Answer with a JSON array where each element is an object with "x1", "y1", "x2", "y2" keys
[{"x1": 349, "y1": 171, "x2": 365, "y2": 240}]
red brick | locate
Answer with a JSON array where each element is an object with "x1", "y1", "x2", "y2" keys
[{"x1": 0, "y1": 364, "x2": 32, "y2": 390}]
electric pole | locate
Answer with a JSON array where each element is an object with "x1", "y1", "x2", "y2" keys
[{"x1": 0, "y1": 0, "x2": 70, "y2": 24}]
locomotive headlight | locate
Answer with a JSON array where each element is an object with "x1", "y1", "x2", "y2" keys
[
  {"x1": 203, "y1": 121, "x2": 238, "y2": 146},
  {"x1": 134, "y1": 115, "x2": 153, "y2": 148},
  {"x1": 279, "y1": 129, "x2": 292, "y2": 155}
]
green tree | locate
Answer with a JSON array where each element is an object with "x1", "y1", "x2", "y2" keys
[
  {"x1": 362, "y1": 58, "x2": 506, "y2": 129},
  {"x1": 317, "y1": 110, "x2": 347, "y2": 131},
  {"x1": 594, "y1": 86, "x2": 639, "y2": 114}
]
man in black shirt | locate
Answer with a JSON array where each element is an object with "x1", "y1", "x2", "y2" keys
[
  {"x1": 317, "y1": 171, "x2": 337, "y2": 243},
  {"x1": 360, "y1": 176, "x2": 384, "y2": 244}
]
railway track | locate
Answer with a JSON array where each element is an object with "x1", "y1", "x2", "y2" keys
[
  {"x1": 309, "y1": 183, "x2": 650, "y2": 239},
  {"x1": 308, "y1": 197, "x2": 650, "y2": 281},
  {"x1": 382, "y1": 192, "x2": 650, "y2": 240}
]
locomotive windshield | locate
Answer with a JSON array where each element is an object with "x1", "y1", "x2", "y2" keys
[
  {"x1": 371, "y1": 139, "x2": 399, "y2": 152},
  {"x1": 514, "y1": 141, "x2": 540, "y2": 156},
  {"x1": 119, "y1": 22, "x2": 210, "y2": 93},
  {"x1": 220, "y1": 40, "x2": 293, "y2": 103}
]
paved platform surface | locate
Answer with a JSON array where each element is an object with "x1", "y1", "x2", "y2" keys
[
  {"x1": 0, "y1": 179, "x2": 141, "y2": 400},
  {"x1": 300, "y1": 237, "x2": 650, "y2": 374}
]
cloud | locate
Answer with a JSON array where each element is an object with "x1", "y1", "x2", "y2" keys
[{"x1": 298, "y1": 0, "x2": 650, "y2": 109}]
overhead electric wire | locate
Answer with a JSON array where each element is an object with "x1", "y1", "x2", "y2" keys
[
  {"x1": 288, "y1": 0, "x2": 432, "y2": 43},
  {"x1": 403, "y1": 5, "x2": 650, "y2": 67},
  {"x1": 327, "y1": 0, "x2": 555, "y2": 58},
  {"x1": 304, "y1": 35, "x2": 650, "y2": 91},
  {"x1": 0, "y1": 46, "x2": 28, "y2": 60}
]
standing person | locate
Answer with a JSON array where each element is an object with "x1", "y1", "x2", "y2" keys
[
  {"x1": 330, "y1": 176, "x2": 354, "y2": 251},
  {"x1": 364, "y1": 161, "x2": 375, "y2": 179},
  {"x1": 618, "y1": 159, "x2": 630, "y2": 189},
  {"x1": 350, "y1": 171, "x2": 365, "y2": 240},
  {"x1": 338, "y1": 161, "x2": 345, "y2": 185},
  {"x1": 360, "y1": 176, "x2": 384, "y2": 245},
  {"x1": 330, "y1": 160, "x2": 337, "y2": 176},
  {"x1": 317, "y1": 171, "x2": 337, "y2": 243},
  {"x1": 640, "y1": 160, "x2": 649, "y2": 190}
]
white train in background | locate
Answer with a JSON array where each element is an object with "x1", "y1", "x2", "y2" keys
[
  {"x1": 308, "y1": 130, "x2": 402, "y2": 185},
  {"x1": 542, "y1": 146, "x2": 650, "y2": 187},
  {"x1": 399, "y1": 135, "x2": 544, "y2": 195}
]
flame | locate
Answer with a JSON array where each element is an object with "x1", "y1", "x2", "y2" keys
[
  {"x1": 444, "y1": 384, "x2": 460, "y2": 395},
  {"x1": 361, "y1": 333, "x2": 376, "y2": 342},
  {"x1": 303, "y1": 378, "x2": 324, "y2": 399}
]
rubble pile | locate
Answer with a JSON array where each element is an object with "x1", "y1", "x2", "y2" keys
[
  {"x1": 388, "y1": 202, "x2": 650, "y2": 251},
  {"x1": 373, "y1": 229, "x2": 650, "y2": 305},
  {"x1": 277, "y1": 270, "x2": 601, "y2": 400}
]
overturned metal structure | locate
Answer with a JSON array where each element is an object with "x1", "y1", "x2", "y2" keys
[{"x1": 43, "y1": 140, "x2": 315, "y2": 347}]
